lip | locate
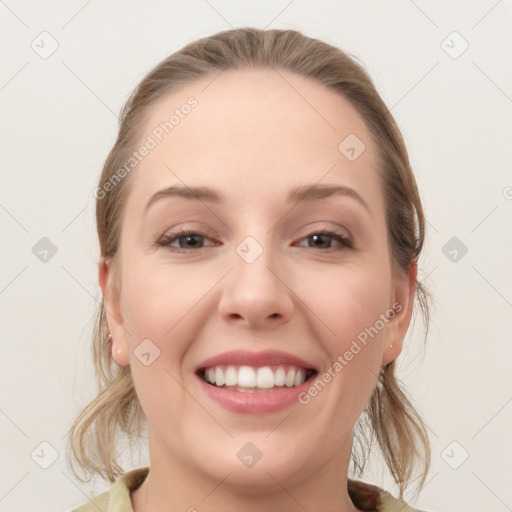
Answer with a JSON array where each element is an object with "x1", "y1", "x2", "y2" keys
[
  {"x1": 195, "y1": 371, "x2": 317, "y2": 414},
  {"x1": 194, "y1": 349, "x2": 318, "y2": 414},
  {"x1": 196, "y1": 349, "x2": 317, "y2": 372}
]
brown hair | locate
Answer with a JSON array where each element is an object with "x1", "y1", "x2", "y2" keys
[{"x1": 66, "y1": 27, "x2": 431, "y2": 499}]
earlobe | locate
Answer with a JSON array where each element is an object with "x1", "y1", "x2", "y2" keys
[
  {"x1": 381, "y1": 262, "x2": 417, "y2": 365},
  {"x1": 98, "y1": 256, "x2": 130, "y2": 367},
  {"x1": 111, "y1": 335, "x2": 130, "y2": 366},
  {"x1": 381, "y1": 342, "x2": 397, "y2": 366}
]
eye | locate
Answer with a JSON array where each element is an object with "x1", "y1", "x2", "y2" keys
[
  {"x1": 156, "y1": 229, "x2": 217, "y2": 252},
  {"x1": 155, "y1": 228, "x2": 353, "y2": 253},
  {"x1": 295, "y1": 229, "x2": 353, "y2": 251}
]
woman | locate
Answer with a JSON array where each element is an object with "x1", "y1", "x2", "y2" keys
[{"x1": 68, "y1": 27, "x2": 432, "y2": 512}]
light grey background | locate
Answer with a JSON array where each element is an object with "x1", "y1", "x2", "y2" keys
[{"x1": 1, "y1": 1, "x2": 511, "y2": 511}]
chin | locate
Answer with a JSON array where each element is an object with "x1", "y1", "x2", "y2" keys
[{"x1": 194, "y1": 443, "x2": 315, "y2": 493}]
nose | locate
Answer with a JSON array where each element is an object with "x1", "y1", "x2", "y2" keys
[{"x1": 217, "y1": 237, "x2": 294, "y2": 330}]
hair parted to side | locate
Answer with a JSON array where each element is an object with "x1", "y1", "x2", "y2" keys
[{"x1": 66, "y1": 27, "x2": 431, "y2": 498}]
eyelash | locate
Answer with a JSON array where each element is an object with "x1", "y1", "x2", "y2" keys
[{"x1": 155, "y1": 228, "x2": 353, "y2": 253}]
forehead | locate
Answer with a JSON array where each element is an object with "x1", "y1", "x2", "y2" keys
[{"x1": 125, "y1": 67, "x2": 381, "y2": 213}]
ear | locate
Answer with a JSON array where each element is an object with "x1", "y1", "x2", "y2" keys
[
  {"x1": 98, "y1": 256, "x2": 130, "y2": 367},
  {"x1": 381, "y1": 261, "x2": 417, "y2": 365}
]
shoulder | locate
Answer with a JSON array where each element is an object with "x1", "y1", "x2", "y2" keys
[
  {"x1": 70, "y1": 467, "x2": 150, "y2": 512},
  {"x1": 71, "y1": 490, "x2": 109, "y2": 512},
  {"x1": 379, "y1": 490, "x2": 427, "y2": 512},
  {"x1": 348, "y1": 478, "x2": 431, "y2": 512}
]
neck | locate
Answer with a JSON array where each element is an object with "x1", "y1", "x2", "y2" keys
[{"x1": 131, "y1": 431, "x2": 360, "y2": 512}]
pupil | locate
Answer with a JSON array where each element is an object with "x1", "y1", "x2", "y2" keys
[
  {"x1": 181, "y1": 234, "x2": 202, "y2": 248},
  {"x1": 311, "y1": 234, "x2": 329, "y2": 248}
]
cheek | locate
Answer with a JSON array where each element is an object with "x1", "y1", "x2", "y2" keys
[
  {"x1": 118, "y1": 258, "x2": 197, "y2": 392},
  {"x1": 119, "y1": 255, "x2": 222, "y2": 400},
  {"x1": 121, "y1": 253, "x2": 208, "y2": 338},
  {"x1": 119, "y1": 260, "x2": 206, "y2": 434},
  {"x1": 311, "y1": 264, "x2": 391, "y2": 340},
  {"x1": 309, "y1": 266, "x2": 390, "y2": 393}
]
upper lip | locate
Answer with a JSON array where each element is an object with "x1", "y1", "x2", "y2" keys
[{"x1": 196, "y1": 349, "x2": 317, "y2": 373}]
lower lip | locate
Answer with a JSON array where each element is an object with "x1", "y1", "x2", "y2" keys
[{"x1": 195, "y1": 373, "x2": 315, "y2": 414}]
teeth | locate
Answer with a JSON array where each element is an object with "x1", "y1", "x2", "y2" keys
[
  {"x1": 225, "y1": 365, "x2": 238, "y2": 386},
  {"x1": 285, "y1": 369, "x2": 295, "y2": 387},
  {"x1": 215, "y1": 367, "x2": 225, "y2": 387},
  {"x1": 256, "y1": 367, "x2": 274, "y2": 388},
  {"x1": 202, "y1": 365, "x2": 311, "y2": 389},
  {"x1": 293, "y1": 368, "x2": 305, "y2": 387},
  {"x1": 274, "y1": 366, "x2": 286, "y2": 386},
  {"x1": 238, "y1": 366, "x2": 256, "y2": 387}
]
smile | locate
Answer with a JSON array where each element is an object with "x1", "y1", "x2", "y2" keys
[
  {"x1": 194, "y1": 349, "x2": 319, "y2": 413},
  {"x1": 199, "y1": 365, "x2": 317, "y2": 392}
]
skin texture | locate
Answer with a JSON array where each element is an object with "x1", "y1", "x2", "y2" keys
[{"x1": 99, "y1": 67, "x2": 416, "y2": 512}]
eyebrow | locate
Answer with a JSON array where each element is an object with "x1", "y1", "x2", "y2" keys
[{"x1": 144, "y1": 183, "x2": 370, "y2": 214}]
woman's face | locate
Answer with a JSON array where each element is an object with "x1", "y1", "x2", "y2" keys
[{"x1": 101, "y1": 68, "x2": 414, "y2": 489}]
